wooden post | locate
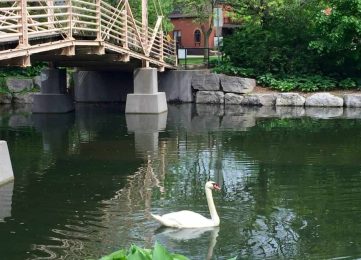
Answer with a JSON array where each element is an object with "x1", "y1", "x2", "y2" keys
[
  {"x1": 47, "y1": 0, "x2": 54, "y2": 29},
  {"x1": 18, "y1": 0, "x2": 28, "y2": 47}
]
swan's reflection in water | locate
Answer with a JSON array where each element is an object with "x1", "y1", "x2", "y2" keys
[{"x1": 156, "y1": 226, "x2": 219, "y2": 260}]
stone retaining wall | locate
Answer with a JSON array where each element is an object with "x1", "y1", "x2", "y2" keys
[
  {"x1": 192, "y1": 72, "x2": 361, "y2": 108},
  {"x1": 0, "y1": 77, "x2": 40, "y2": 104}
]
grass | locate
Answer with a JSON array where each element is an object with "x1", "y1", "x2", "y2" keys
[{"x1": 178, "y1": 55, "x2": 221, "y2": 65}]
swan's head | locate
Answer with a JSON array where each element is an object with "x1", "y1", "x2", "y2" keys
[{"x1": 205, "y1": 181, "x2": 221, "y2": 191}]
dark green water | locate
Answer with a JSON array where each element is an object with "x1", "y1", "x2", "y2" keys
[{"x1": 1, "y1": 103, "x2": 361, "y2": 260}]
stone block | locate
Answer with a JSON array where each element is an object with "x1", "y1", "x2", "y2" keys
[
  {"x1": 344, "y1": 94, "x2": 361, "y2": 107},
  {"x1": 13, "y1": 92, "x2": 34, "y2": 104},
  {"x1": 33, "y1": 75, "x2": 42, "y2": 89},
  {"x1": 0, "y1": 93, "x2": 12, "y2": 104},
  {"x1": 305, "y1": 93, "x2": 343, "y2": 107},
  {"x1": 196, "y1": 91, "x2": 224, "y2": 104},
  {"x1": 241, "y1": 95, "x2": 262, "y2": 106},
  {"x1": 255, "y1": 94, "x2": 276, "y2": 106},
  {"x1": 276, "y1": 93, "x2": 305, "y2": 106},
  {"x1": 191, "y1": 72, "x2": 220, "y2": 91},
  {"x1": 225, "y1": 93, "x2": 244, "y2": 104},
  {"x1": 239, "y1": 94, "x2": 276, "y2": 107},
  {"x1": 6, "y1": 78, "x2": 33, "y2": 93},
  {"x1": 220, "y1": 74, "x2": 255, "y2": 94}
]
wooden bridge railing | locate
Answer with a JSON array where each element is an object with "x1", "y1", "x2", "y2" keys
[{"x1": 0, "y1": 0, "x2": 177, "y2": 68}]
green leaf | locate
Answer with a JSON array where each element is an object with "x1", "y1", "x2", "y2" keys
[
  {"x1": 171, "y1": 253, "x2": 191, "y2": 260},
  {"x1": 152, "y1": 242, "x2": 173, "y2": 260},
  {"x1": 127, "y1": 245, "x2": 151, "y2": 260},
  {"x1": 100, "y1": 249, "x2": 127, "y2": 260}
]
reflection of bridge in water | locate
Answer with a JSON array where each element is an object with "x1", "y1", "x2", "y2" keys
[{"x1": 0, "y1": 0, "x2": 176, "y2": 69}]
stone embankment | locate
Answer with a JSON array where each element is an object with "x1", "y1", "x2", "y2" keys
[
  {"x1": 192, "y1": 72, "x2": 361, "y2": 108},
  {"x1": 0, "y1": 76, "x2": 41, "y2": 104}
]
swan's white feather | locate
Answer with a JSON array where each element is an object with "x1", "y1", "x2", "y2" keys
[
  {"x1": 151, "y1": 181, "x2": 220, "y2": 228},
  {"x1": 151, "y1": 210, "x2": 215, "y2": 228}
]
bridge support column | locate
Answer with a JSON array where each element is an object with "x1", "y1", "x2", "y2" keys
[
  {"x1": 125, "y1": 68, "x2": 167, "y2": 114},
  {"x1": 0, "y1": 141, "x2": 14, "y2": 186},
  {"x1": 32, "y1": 68, "x2": 74, "y2": 113}
]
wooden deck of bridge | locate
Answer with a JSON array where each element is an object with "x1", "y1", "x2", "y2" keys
[{"x1": 0, "y1": 0, "x2": 177, "y2": 70}]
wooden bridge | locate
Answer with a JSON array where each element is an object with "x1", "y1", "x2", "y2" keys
[{"x1": 0, "y1": 0, "x2": 177, "y2": 70}]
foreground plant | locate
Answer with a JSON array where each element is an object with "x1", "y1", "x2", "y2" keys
[{"x1": 98, "y1": 242, "x2": 190, "y2": 260}]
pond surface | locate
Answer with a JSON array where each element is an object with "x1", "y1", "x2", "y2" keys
[{"x1": 1, "y1": 103, "x2": 361, "y2": 259}]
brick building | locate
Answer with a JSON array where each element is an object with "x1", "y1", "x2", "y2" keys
[{"x1": 169, "y1": 4, "x2": 240, "y2": 49}]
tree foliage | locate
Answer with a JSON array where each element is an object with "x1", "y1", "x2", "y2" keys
[
  {"x1": 221, "y1": 0, "x2": 361, "y2": 81},
  {"x1": 309, "y1": 0, "x2": 361, "y2": 74},
  {"x1": 106, "y1": 0, "x2": 174, "y2": 32},
  {"x1": 223, "y1": 0, "x2": 320, "y2": 75}
]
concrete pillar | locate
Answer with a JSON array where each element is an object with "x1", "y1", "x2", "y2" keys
[
  {"x1": 125, "y1": 68, "x2": 167, "y2": 113},
  {"x1": 32, "y1": 68, "x2": 74, "y2": 113},
  {"x1": 0, "y1": 141, "x2": 14, "y2": 186}
]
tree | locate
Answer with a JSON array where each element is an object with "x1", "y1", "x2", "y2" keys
[
  {"x1": 309, "y1": 0, "x2": 361, "y2": 75},
  {"x1": 222, "y1": 0, "x2": 322, "y2": 75}
]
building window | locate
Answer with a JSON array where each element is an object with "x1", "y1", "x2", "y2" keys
[
  {"x1": 173, "y1": 30, "x2": 182, "y2": 47},
  {"x1": 194, "y1": 29, "x2": 201, "y2": 46}
]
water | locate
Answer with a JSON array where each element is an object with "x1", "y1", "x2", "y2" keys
[{"x1": 1, "y1": 103, "x2": 361, "y2": 259}]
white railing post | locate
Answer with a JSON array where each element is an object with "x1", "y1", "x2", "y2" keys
[
  {"x1": 96, "y1": 0, "x2": 101, "y2": 41},
  {"x1": 47, "y1": 0, "x2": 54, "y2": 29},
  {"x1": 18, "y1": 0, "x2": 28, "y2": 47},
  {"x1": 174, "y1": 38, "x2": 177, "y2": 66},
  {"x1": 159, "y1": 28, "x2": 164, "y2": 62},
  {"x1": 122, "y1": 9, "x2": 128, "y2": 49},
  {"x1": 67, "y1": 0, "x2": 73, "y2": 39}
]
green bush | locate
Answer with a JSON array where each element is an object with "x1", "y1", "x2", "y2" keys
[
  {"x1": 0, "y1": 63, "x2": 45, "y2": 78},
  {"x1": 214, "y1": 61, "x2": 356, "y2": 92},
  {"x1": 338, "y1": 78, "x2": 357, "y2": 89},
  {"x1": 220, "y1": 0, "x2": 361, "y2": 88}
]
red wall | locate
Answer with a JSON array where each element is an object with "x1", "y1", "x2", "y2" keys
[{"x1": 171, "y1": 18, "x2": 215, "y2": 49}]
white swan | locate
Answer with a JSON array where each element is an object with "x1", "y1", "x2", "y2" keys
[{"x1": 151, "y1": 181, "x2": 221, "y2": 228}]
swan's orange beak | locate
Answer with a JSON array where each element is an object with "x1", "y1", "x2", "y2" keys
[{"x1": 213, "y1": 183, "x2": 221, "y2": 191}]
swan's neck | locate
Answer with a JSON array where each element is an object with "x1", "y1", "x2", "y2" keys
[{"x1": 205, "y1": 188, "x2": 219, "y2": 226}]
